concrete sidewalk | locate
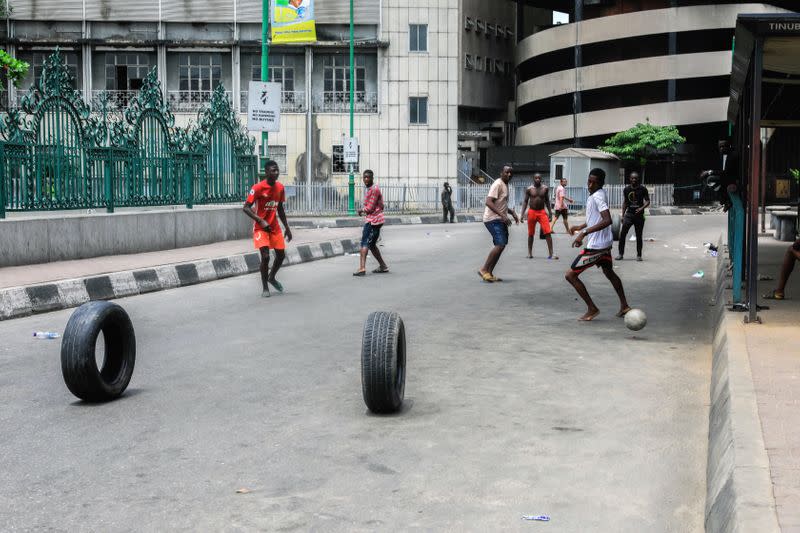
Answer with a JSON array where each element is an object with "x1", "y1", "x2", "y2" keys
[{"x1": 707, "y1": 235, "x2": 800, "y2": 533}]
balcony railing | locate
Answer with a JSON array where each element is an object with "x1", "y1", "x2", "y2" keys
[
  {"x1": 239, "y1": 90, "x2": 306, "y2": 113},
  {"x1": 90, "y1": 90, "x2": 140, "y2": 112},
  {"x1": 0, "y1": 91, "x2": 20, "y2": 109},
  {"x1": 313, "y1": 91, "x2": 378, "y2": 113},
  {"x1": 167, "y1": 90, "x2": 234, "y2": 112}
]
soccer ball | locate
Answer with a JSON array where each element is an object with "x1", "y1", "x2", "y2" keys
[{"x1": 624, "y1": 309, "x2": 647, "y2": 331}]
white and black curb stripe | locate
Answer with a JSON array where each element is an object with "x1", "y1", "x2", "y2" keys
[
  {"x1": 0, "y1": 210, "x2": 700, "y2": 321},
  {"x1": 0, "y1": 238, "x2": 361, "y2": 321}
]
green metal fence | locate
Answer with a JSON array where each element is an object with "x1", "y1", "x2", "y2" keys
[{"x1": 0, "y1": 50, "x2": 257, "y2": 218}]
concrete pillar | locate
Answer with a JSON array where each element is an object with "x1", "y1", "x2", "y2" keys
[{"x1": 573, "y1": 0, "x2": 583, "y2": 148}]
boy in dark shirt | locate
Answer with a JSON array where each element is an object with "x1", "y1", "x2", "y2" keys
[{"x1": 616, "y1": 172, "x2": 650, "y2": 262}]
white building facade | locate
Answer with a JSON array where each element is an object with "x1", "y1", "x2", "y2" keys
[{"x1": 2, "y1": 0, "x2": 471, "y2": 186}]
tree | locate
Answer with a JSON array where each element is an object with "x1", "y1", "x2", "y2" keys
[
  {"x1": 599, "y1": 121, "x2": 686, "y2": 182},
  {"x1": 0, "y1": 50, "x2": 29, "y2": 87},
  {"x1": 1, "y1": 0, "x2": 29, "y2": 89}
]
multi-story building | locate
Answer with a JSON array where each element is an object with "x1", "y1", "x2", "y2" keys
[
  {"x1": 1, "y1": 0, "x2": 519, "y2": 186},
  {"x1": 514, "y1": 1, "x2": 798, "y2": 182},
  {"x1": 456, "y1": 0, "x2": 517, "y2": 179}
]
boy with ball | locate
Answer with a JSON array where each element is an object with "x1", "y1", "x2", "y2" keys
[{"x1": 566, "y1": 168, "x2": 632, "y2": 321}]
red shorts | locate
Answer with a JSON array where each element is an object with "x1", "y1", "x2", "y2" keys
[
  {"x1": 253, "y1": 228, "x2": 285, "y2": 250},
  {"x1": 527, "y1": 209, "x2": 552, "y2": 237}
]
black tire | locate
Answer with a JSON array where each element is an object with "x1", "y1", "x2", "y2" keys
[
  {"x1": 612, "y1": 213, "x2": 621, "y2": 241},
  {"x1": 361, "y1": 311, "x2": 406, "y2": 414},
  {"x1": 61, "y1": 301, "x2": 136, "y2": 402}
]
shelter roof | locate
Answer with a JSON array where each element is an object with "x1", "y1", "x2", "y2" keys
[
  {"x1": 548, "y1": 148, "x2": 618, "y2": 160},
  {"x1": 729, "y1": 13, "x2": 800, "y2": 125}
]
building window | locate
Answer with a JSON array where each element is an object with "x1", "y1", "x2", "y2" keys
[
  {"x1": 332, "y1": 145, "x2": 359, "y2": 173},
  {"x1": 486, "y1": 23, "x2": 495, "y2": 38},
  {"x1": 475, "y1": 56, "x2": 483, "y2": 71},
  {"x1": 464, "y1": 54, "x2": 474, "y2": 70},
  {"x1": 464, "y1": 16, "x2": 474, "y2": 31},
  {"x1": 555, "y1": 164, "x2": 564, "y2": 180},
  {"x1": 487, "y1": 59, "x2": 495, "y2": 74},
  {"x1": 251, "y1": 54, "x2": 295, "y2": 92},
  {"x1": 409, "y1": 96, "x2": 428, "y2": 125},
  {"x1": 494, "y1": 59, "x2": 505, "y2": 75},
  {"x1": 105, "y1": 53, "x2": 150, "y2": 91},
  {"x1": 506, "y1": 27, "x2": 514, "y2": 40},
  {"x1": 179, "y1": 54, "x2": 221, "y2": 92},
  {"x1": 268, "y1": 145, "x2": 288, "y2": 174},
  {"x1": 497, "y1": 26, "x2": 506, "y2": 39},
  {"x1": 321, "y1": 54, "x2": 370, "y2": 111},
  {"x1": 409, "y1": 24, "x2": 428, "y2": 52},
  {"x1": 33, "y1": 52, "x2": 79, "y2": 89},
  {"x1": 476, "y1": 19, "x2": 485, "y2": 34}
]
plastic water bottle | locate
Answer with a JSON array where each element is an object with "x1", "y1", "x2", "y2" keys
[{"x1": 33, "y1": 331, "x2": 60, "y2": 339}]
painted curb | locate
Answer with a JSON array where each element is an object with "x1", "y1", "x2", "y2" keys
[
  {"x1": 705, "y1": 239, "x2": 780, "y2": 533},
  {"x1": 0, "y1": 209, "x2": 702, "y2": 321},
  {"x1": 0, "y1": 238, "x2": 359, "y2": 321}
]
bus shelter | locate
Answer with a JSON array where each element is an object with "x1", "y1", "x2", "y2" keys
[{"x1": 727, "y1": 13, "x2": 800, "y2": 323}]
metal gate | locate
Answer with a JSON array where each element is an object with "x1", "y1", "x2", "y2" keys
[{"x1": 0, "y1": 49, "x2": 257, "y2": 218}]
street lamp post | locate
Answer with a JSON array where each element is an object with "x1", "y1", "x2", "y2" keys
[
  {"x1": 347, "y1": 0, "x2": 356, "y2": 216},
  {"x1": 261, "y1": 0, "x2": 270, "y2": 165}
]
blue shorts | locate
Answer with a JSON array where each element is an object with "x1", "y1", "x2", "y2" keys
[
  {"x1": 361, "y1": 223, "x2": 383, "y2": 248},
  {"x1": 484, "y1": 220, "x2": 509, "y2": 246}
]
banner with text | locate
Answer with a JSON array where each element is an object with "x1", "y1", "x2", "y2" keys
[{"x1": 271, "y1": 0, "x2": 317, "y2": 44}]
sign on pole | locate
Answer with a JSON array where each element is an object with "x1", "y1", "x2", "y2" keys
[
  {"x1": 344, "y1": 137, "x2": 359, "y2": 164},
  {"x1": 248, "y1": 81, "x2": 282, "y2": 132}
]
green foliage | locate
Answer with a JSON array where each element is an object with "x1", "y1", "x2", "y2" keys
[
  {"x1": 789, "y1": 168, "x2": 800, "y2": 182},
  {"x1": 599, "y1": 121, "x2": 686, "y2": 167},
  {"x1": 0, "y1": 49, "x2": 30, "y2": 87}
]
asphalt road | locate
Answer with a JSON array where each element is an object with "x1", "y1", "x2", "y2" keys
[{"x1": 0, "y1": 215, "x2": 725, "y2": 532}]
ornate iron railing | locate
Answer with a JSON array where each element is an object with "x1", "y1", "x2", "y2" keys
[
  {"x1": 167, "y1": 90, "x2": 235, "y2": 112},
  {"x1": 239, "y1": 90, "x2": 307, "y2": 113},
  {"x1": 313, "y1": 91, "x2": 378, "y2": 113},
  {"x1": 90, "y1": 90, "x2": 140, "y2": 111},
  {"x1": 0, "y1": 50, "x2": 257, "y2": 218}
]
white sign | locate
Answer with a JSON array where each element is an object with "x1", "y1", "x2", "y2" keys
[
  {"x1": 343, "y1": 137, "x2": 359, "y2": 163},
  {"x1": 247, "y1": 81, "x2": 282, "y2": 132}
]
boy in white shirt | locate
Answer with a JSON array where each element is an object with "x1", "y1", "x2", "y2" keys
[{"x1": 566, "y1": 168, "x2": 632, "y2": 321}]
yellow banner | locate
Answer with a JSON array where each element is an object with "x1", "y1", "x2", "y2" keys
[{"x1": 271, "y1": 0, "x2": 317, "y2": 44}]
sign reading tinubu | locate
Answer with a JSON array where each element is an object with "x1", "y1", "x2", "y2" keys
[{"x1": 272, "y1": 0, "x2": 317, "y2": 44}]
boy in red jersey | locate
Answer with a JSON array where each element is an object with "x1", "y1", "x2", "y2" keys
[{"x1": 243, "y1": 160, "x2": 293, "y2": 297}]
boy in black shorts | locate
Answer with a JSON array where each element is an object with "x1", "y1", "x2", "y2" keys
[{"x1": 566, "y1": 168, "x2": 631, "y2": 321}]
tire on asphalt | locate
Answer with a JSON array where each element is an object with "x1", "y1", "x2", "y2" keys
[
  {"x1": 612, "y1": 213, "x2": 621, "y2": 241},
  {"x1": 361, "y1": 311, "x2": 406, "y2": 414},
  {"x1": 61, "y1": 301, "x2": 136, "y2": 402}
]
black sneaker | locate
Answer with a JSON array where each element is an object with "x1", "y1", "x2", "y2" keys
[{"x1": 637, "y1": 256, "x2": 643, "y2": 262}]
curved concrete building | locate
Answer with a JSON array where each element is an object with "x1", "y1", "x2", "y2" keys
[{"x1": 515, "y1": 1, "x2": 796, "y2": 162}]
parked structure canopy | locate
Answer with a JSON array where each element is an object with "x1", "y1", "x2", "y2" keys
[{"x1": 727, "y1": 13, "x2": 800, "y2": 322}]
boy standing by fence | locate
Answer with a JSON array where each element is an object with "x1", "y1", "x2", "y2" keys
[{"x1": 354, "y1": 170, "x2": 390, "y2": 276}]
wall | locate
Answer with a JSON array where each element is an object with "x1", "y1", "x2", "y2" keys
[{"x1": 0, "y1": 207, "x2": 252, "y2": 268}]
